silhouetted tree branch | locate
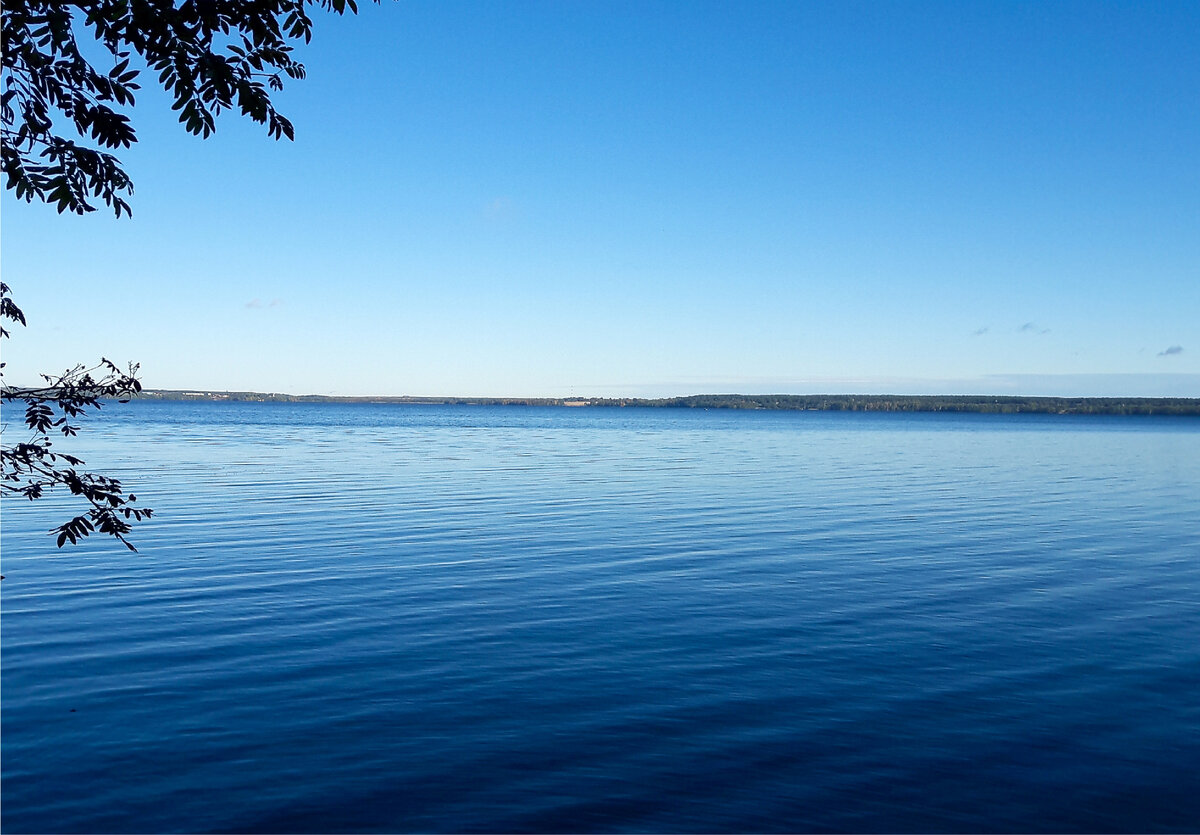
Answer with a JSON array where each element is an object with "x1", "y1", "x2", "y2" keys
[
  {"x1": 1, "y1": 284, "x2": 153, "y2": 551},
  {"x1": 3, "y1": 0, "x2": 359, "y2": 216}
]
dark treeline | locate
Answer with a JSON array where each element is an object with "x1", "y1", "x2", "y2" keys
[
  {"x1": 616, "y1": 394, "x2": 1200, "y2": 415},
  {"x1": 137, "y1": 390, "x2": 1200, "y2": 415}
]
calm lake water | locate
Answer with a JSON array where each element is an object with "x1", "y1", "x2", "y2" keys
[{"x1": 3, "y1": 402, "x2": 1199, "y2": 833}]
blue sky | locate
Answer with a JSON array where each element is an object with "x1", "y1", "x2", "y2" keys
[{"x1": 3, "y1": 0, "x2": 1198, "y2": 396}]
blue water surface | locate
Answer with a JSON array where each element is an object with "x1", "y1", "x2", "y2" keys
[{"x1": 3, "y1": 403, "x2": 1199, "y2": 832}]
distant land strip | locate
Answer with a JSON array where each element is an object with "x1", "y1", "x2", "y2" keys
[{"x1": 137, "y1": 391, "x2": 1200, "y2": 416}]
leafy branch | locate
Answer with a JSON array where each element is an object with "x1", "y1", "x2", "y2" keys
[
  {"x1": 3, "y1": 0, "x2": 359, "y2": 217},
  {"x1": 2, "y1": 284, "x2": 153, "y2": 551}
]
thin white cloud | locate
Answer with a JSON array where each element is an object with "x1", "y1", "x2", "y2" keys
[{"x1": 484, "y1": 197, "x2": 514, "y2": 220}]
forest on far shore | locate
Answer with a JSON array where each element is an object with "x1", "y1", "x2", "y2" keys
[{"x1": 136, "y1": 391, "x2": 1200, "y2": 416}]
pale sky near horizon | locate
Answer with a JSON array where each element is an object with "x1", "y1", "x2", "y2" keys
[{"x1": 3, "y1": 0, "x2": 1198, "y2": 397}]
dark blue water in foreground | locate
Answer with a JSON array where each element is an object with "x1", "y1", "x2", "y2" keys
[{"x1": 3, "y1": 403, "x2": 1199, "y2": 833}]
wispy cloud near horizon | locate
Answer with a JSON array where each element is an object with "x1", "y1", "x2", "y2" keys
[{"x1": 1158, "y1": 345, "x2": 1184, "y2": 357}]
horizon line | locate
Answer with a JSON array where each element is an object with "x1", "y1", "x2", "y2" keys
[{"x1": 134, "y1": 388, "x2": 1200, "y2": 403}]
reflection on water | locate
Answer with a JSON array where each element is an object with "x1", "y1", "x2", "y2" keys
[{"x1": 3, "y1": 404, "x2": 1199, "y2": 832}]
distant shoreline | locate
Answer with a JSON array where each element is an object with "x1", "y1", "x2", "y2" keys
[{"x1": 135, "y1": 390, "x2": 1200, "y2": 416}]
